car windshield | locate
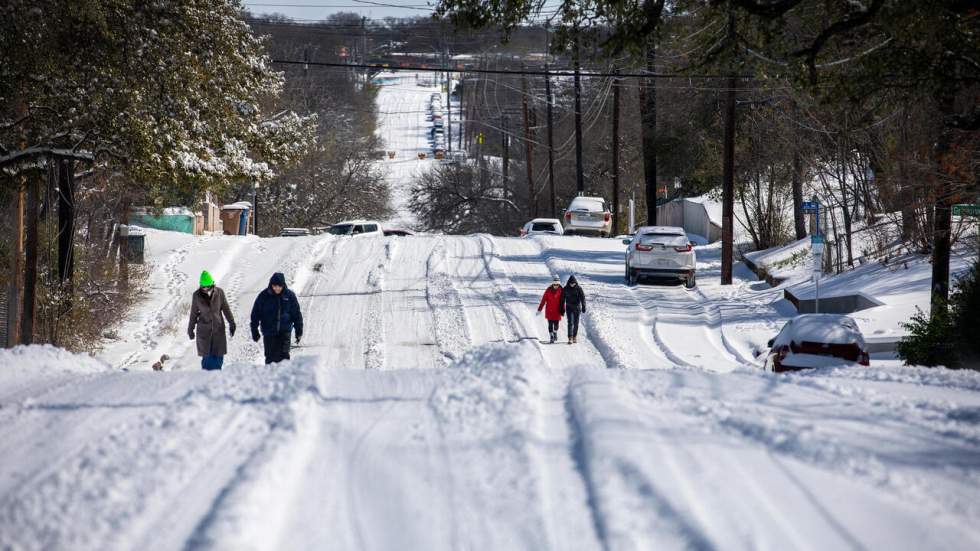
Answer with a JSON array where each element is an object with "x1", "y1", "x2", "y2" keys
[
  {"x1": 531, "y1": 223, "x2": 558, "y2": 232},
  {"x1": 639, "y1": 233, "x2": 687, "y2": 246},
  {"x1": 569, "y1": 199, "x2": 604, "y2": 212},
  {"x1": 328, "y1": 224, "x2": 353, "y2": 235}
]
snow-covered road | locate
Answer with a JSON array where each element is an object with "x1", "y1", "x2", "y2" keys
[{"x1": 3, "y1": 232, "x2": 980, "y2": 550}]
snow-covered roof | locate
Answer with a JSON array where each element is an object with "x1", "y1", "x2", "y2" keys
[
  {"x1": 636, "y1": 226, "x2": 686, "y2": 235},
  {"x1": 333, "y1": 220, "x2": 381, "y2": 226},
  {"x1": 221, "y1": 201, "x2": 252, "y2": 211},
  {"x1": 773, "y1": 314, "x2": 866, "y2": 348}
]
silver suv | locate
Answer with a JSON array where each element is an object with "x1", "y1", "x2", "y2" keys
[
  {"x1": 563, "y1": 196, "x2": 612, "y2": 237},
  {"x1": 623, "y1": 226, "x2": 697, "y2": 288}
]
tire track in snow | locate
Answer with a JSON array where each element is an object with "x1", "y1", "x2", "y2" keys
[
  {"x1": 362, "y1": 239, "x2": 397, "y2": 369},
  {"x1": 425, "y1": 237, "x2": 472, "y2": 365}
]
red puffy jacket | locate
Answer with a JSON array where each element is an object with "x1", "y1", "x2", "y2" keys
[{"x1": 538, "y1": 285, "x2": 564, "y2": 320}]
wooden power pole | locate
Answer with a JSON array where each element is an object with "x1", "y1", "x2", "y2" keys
[
  {"x1": 612, "y1": 74, "x2": 622, "y2": 235},
  {"x1": 521, "y1": 68, "x2": 536, "y2": 217},
  {"x1": 573, "y1": 33, "x2": 585, "y2": 194},
  {"x1": 721, "y1": 11, "x2": 737, "y2": 286}
]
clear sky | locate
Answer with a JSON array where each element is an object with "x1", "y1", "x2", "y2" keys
[{"x1": 241, "y1": 0, "x2": 437, "y2": 21}]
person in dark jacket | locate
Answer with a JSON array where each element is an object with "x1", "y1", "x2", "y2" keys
[
  {"x1": 250, "y1": 272, "x2": 304, "y2": 364},
  {"x1": 188, "y1": 270, "x2": 236, "y2": 370},
  {"x1": 560, "y1": 275, "x2": 586, "y2": 344},
  {"x1": 537, "y1": 275, "x2": 564, "y2": 343}
]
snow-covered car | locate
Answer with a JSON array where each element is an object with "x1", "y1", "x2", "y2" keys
[
  {"x1": 327, "y1": 220, "x2": 382, "y2": 237},
  {"x1": 383, "y1": 228, "x2": 415, "y2": 237},
  {"x1": 764, "y1": 314, "x2": 871, "y2": 372},
  {"x1": 623, "y1": 226, "x2": 696, "y2": 288},
  {"x1": 520, "y1": 218, "x2": 564, "y2": 237},
  {"x1": 563, "y1": 196, "x2": 612, "y2": 237},
  {"x1": 279, "y1": 227, "x2": 311, "y2": 237}
]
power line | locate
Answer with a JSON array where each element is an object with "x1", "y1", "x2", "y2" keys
[{"x1": 272, "y1": 58, "x2": 753, "y2": 79}]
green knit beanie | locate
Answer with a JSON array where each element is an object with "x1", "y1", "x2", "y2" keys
[{"x1": 200, "y1": 270, "x2": 215, "y2": 287}]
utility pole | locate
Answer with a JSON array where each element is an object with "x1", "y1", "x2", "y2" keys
[
  {"x1": 544, "y1": 25, "x2": 557, "y2": 217},
  {"x1": 573, "y1": 31, "x2": 585, "y2": 194},
  {"x1": 721, "y1": 10, "x2": 737, "y2": 286},
  {"x1": 21, "y1": 177, "x2": 38, "y2": 344},
  {"x1": 640, "y1": 42, "x2": 658, "y2": 226},
  {"x1": 458, "y1": 74, "x2": 464, "y2": 151},
  {"x1": 446, "y1": 50, "x2": 452, "y2": 153},
  {"x1": 612, "y1": 73, "x2": 622, "y2": 234},
  {"x1": 522, "y1": 67, "x2": 536, "y2": 217},
  {"x1": 361, "y1": 16, "x2": 367, "y2": 84},
  {"x1": 501, "y1": 115, "x2": 510, "y2": 192}
]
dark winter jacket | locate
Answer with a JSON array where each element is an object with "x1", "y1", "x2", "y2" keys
[
  {"x1": 560, "y1": 276, "x2": 586, "y2": 313},
  {"x1": 250, "y1": 273, "x2": 304, "y2": 337},
  {"x1": 538, "y1": 285, "x2": 564, "y2": 321},
  {"x1": 188, "y1": 287, "x2": 235, "y2": 357}
]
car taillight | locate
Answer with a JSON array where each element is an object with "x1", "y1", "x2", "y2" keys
[
  {"x1": 635, "y1": 243, "x2": 653, "y2": 252},
  {"x1": 777, "y1": 345, "x2": 790, "y2": 361},
  {"x1": 674, "y1": 244, "x2": 692, "y2": 252},
  {"x1": 859, "y1": 351, "x2": 870, "y2": 366},
  {"x1": 565, "y1": 212, "x2": 572, "y2": 221},
  {"x1": 604, "y1": 212, "x2": 611, "y2": 222}
]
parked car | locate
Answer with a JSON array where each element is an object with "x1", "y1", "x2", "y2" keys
[
  {"x1": 383, "y1": 228, "x2": 415, "y2": 237},
  {"x1": 279, "y1": 227, "x2": 311, "y2": 237},
  {"x1": 764, "y1": 314, "x2": 871, "y2": 372},
  {"x1": 563, "y1": 196, "x2": 612, "y2": 237},
  {"x1": 520, "y1": 218, "x2": 564, "y2": 237},
  {"x1": 327, "y1": 220, "x2": 383, "y2": 237},
  {"x1": 623, "y1": 225, "x2": 696, "y2": 288}
]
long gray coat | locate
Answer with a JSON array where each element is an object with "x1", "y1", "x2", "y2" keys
[{"x1": 188, "y1": 287, "x2": 235, "y2": 357}]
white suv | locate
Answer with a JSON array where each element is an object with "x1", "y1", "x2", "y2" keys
[
  {"x1": 520, "y1": 218, "x2": 564, "y2": 237},
  {"x1": 563, "y1": 196, "x2": 612, "y2": 237},
  {"x1": 327, "y1": 220, "x2": 383, "y2": 237},
  {"x1": 623, "y1": 226, "x2": 696, "y2": 288}
]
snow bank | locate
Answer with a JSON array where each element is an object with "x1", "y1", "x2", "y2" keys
[{"x1": 0, "y1": 345, "x2": 112, "y2": 376}]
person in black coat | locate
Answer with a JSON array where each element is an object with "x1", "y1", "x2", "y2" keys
[
  {"x1": 559, "y1": 275, "x2": 586, "y2": 344},
  {"x1": 250, "y1": 272, "x2": 304, "y2": 364}
]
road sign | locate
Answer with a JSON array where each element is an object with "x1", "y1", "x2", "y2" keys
[
  {"x1": 801, "y1": 201, "x2": 819, "y2": 213},
  {"x1": 811, "y1": 234, "x2": 824, "y2": 244},
  {"x1": 952, "y1": 204, "x2": 980, "y2": 217}
]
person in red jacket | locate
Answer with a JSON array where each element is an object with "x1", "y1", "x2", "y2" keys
[{"x1": 537, "y1": 275, "x2": 565, "y2": 343}]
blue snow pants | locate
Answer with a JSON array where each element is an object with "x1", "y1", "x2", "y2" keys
[{"x1": 201, "y1": 355, "x2": 224, "y2": 371}]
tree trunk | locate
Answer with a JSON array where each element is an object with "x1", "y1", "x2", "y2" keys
[
  {"x1": 791, "y1": 103, "x2": 806, "y2": 239},
  {"x1": 58, "y1": 160, "x2": 75, "y2": 284},
  {"x1": 930, "y1": 95, "x2": 957, "y2": 315},
  {"x1": 21, "y1": 177, "x2": 39, "y2": 345},
  {"x1": 640, "y1": 44, "x2": 658, "y2": 225}
]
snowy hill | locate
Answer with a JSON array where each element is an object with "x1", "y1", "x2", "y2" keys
[{"x1": 3, "y1": 230, "x2": 980, "y2": 550}]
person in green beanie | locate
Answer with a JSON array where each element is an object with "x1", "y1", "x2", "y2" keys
[{"x1": 188, "y1": 270, "x2": 236, "y2": 370}]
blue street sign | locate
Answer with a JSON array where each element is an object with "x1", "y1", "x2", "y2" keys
[{"x1": 801, "y1": 201, "x2": 818, "y2": 212}]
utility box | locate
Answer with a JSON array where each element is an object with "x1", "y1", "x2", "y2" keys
[{"x1": 126, "y1": 234, "x2": 145, "y2": 264}]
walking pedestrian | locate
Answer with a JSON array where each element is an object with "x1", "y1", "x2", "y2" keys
[
  {"x1": 250, "y1": 272, "x2": 304, "y2": 364},
  {"x1": 537, "y1": 275, "x2": 565, "y2": 343},
  {"x1": 188, "y1": 270, "x2": 236, "y2": 370},
  {"x1": 560, "y1": 275, "x2": 586, "y2": 344}
]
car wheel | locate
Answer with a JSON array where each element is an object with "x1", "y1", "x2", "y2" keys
[
  {"x1": 628, "y1": 269, "x2": 638, "y2": 286},
  {"x1": 685, "y1": 274, "x2": 696, "y2": 289}
]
